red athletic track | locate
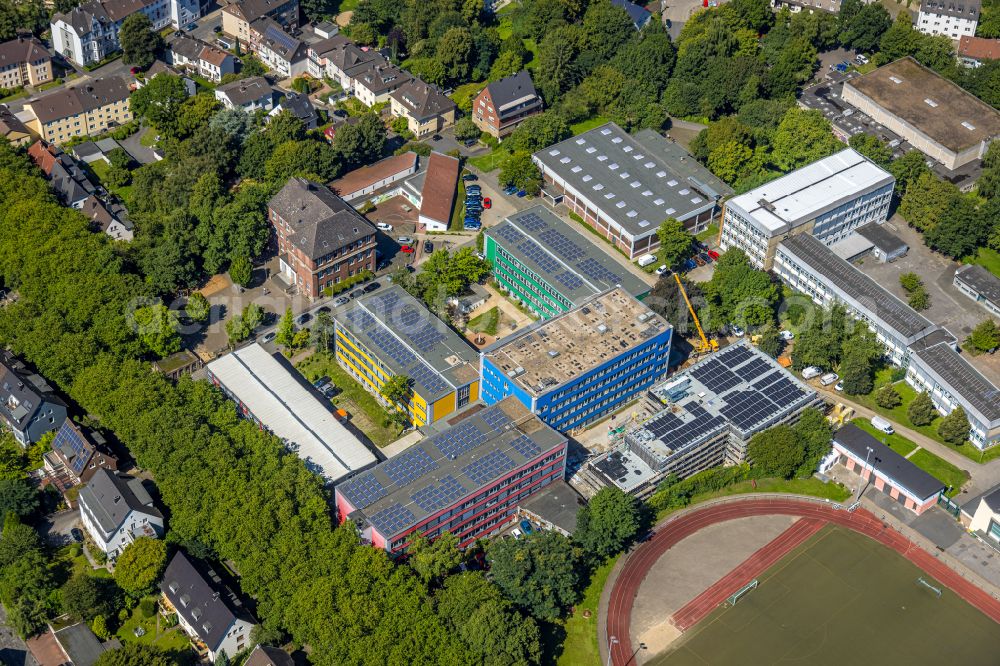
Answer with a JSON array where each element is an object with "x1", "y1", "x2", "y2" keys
[
  {"x1": 605, "y1": 498, "x2": 1000, "y2": 666},
  {"x1": 670, "y1": 517, "x2": 824, "y2": 632}
]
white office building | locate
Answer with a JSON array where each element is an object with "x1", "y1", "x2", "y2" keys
[{"x1": 719, "y1": 149, "x2": 894, "y2": 270}]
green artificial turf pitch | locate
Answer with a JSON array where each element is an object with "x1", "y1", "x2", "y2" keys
[{"x1": 653, "y1": 525, "x2": 1000, "y2": 666}]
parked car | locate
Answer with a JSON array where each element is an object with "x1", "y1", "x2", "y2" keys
[
  {"x1": 312, "y1": 376, "x2": 331, "y2": 388},
  {"x1": 318, "y1": 306, "x2": 331, "y2": 314},
  {"x1": 431, "y1": 134, "x2": 442, "y2": 141},
  {"x1": 729, "y1": 324, "x2": 745, "y2": 337},
  {"x1": 779, "y1": 330, "x2": 794, "y2": 341},
  {"x1": 463, "y1": 138, "x2": 478, "y2": 147},
  {"x1": 423, "y1": 240, "x2": 433, "y2": 253},
  {"x1": 350, "y1": 289, "x2": 364, "y2": 299},
  {"x1": 820, "y1": 372, "x2": 839, "y2": 386},
  {"x1": 400, "y1": 245, "x2": 415, "y2": 253},
  {"x1": 707, "y1": 249, "x2": 720, "y2": 260},
  {"x1": 655, "y1": 265, "x2": 671, "y2": 276},
  {"x1": 363, "y1": 281, "x2": 381, "y2": 293},
  {"x1": 871, "y1": 415, "x2": 895, "y2": 434},
  {"x1": 516, "y1": 189, "x2": 527, "y2": 197},
  {"x1": 483, "y1": 197, "x2": 492, "y2": 209},
  {"x1": 835, "y1": 380, "x2": 844, "y2": 392},
  {"x1": 693, "y1": 255, "x2": 706, "y2": 266},
  {"x1": 802, "y1": 366, "x2": 822, "y2": 379},
  {"x1": 296, "y1": 313, "x2": 311, "y2": 326},
  {"x1": 397, "y1": 236, "x2": 413, "y2": 244},
  {"x1": 376, "y1": 222, "x2": 392, "y2": 232},
  {"x1": 71, "y1": 528, "x2": 83, "y2": 543},
  {"x1": 511, "y1": 528, "x2": 523, "y2": 539},
  {"x1": 333, "y1": 296, "x2": 350, "y2": 307},
  {"x1": 466, "y1": 185, "x2": 481, "y2": 193},
  {"x1": 260, "y1": 331, "x2": 276, "y2": 344},
  {"x1": 856, "y1": 54, "x2": 870, "y2": 65},
  {"x1": 698, "y1": 252, "x2": 711, "y2": 263},
  {"x1": 683, "y1": 258, "x2": 697, "y2": 271},
  {"x1": 519, "y1": 519, "x2": 534, "y2": 535},
  {"x1": 462, "y1": 173, "x2": 478, "y2": 181},
  {"x1": 503, "y1": 185, "x2": 517, "y2": 195}
]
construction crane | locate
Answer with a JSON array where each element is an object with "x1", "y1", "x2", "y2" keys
[{"x1": 674, "y1": 273, "x2": 718, "y2": 355}]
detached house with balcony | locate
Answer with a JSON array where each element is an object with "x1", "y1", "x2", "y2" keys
[
  {"x1": 161, "y1": 552, "x2": 256, "y2": 662},
  {"x1": 269, "y1": 177, "x2": 377, "y2": 298},
  {"x1": 221, "y1": 0, "x2": 299, "y2": 49},
  {"x1": 389, "y1": 79, "x2": 456, "y2": 138},
  {"x1": 42, "y1": 420, "x2": 117, "y2": 500},
  {"x1": 78, "y1": 468, "x2": 163, "y2": 559},
  {"x1": 472, "y1": 71, "x2": 542, "y2": 139},
  {"x1": 168, "y1": 31, "x2": 235, "y2": 82},
  {"x1": 0, "y1": 352, "x2": 66, "y2": 447},
  {"x1": 307, "y1": 34, "x2": 381, "y2": 88},
  {"x1": 215, "y1": 76, "x2": 274, "y2": 112}
]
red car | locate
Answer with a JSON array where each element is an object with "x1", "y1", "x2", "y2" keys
[
  {"x1": 483, "y1": 197, "x2": 492, "y2": 209},
  {"x1": 707, "y1": 249, "x2": 720, "y2": 260},
  {"x1": 400, "y1": 245, "x2": 415, "y2": 254}
]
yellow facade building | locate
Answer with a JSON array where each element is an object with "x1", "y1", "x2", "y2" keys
[
  {"x1": 24, "y1": 77, "x2": 131, "y2": 145},
  {"x1": 333, "y1": 285, "x2": 480, "y2": 426},
  {"x1": 0, "y1": 36, "x2": 53, "y2": 89}
]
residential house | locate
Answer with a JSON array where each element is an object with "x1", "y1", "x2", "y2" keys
[
  {"x1": 352, "y1": 62, "x2": 410, "y2": 107},
  {"x1": 268, "y1": 177, "x2": 377, "y2": 297},
  {"x1": 215, "y1": 76, "x2": 275, "y2": 112},
  {"x1": 416, "y1": 150, "x2": 458, "y2": 231},
  {"x1": 160, "y1": 552, "x2": 256, "y2": 662},
  {"x1": 28, "y1": 140, "x2": 98, "y2": 208},
  {"x1": 0, "y1": 351, "x2": 67, "y2": 447},
  {"x1": 23, "y1": 77, "x2": 132, "y2": 144},
  {"x1": 268, "y1": 90, "x2": 316, "y2": 128},
  {"x1": 51, "y1": 0, "x2": 200, "y2": 67},
  {"x1": 167, "y1": 31, "x2": 236, "y2": 82},
  {"x1": 42, "y1": 420, "x2": 118, "y2": 496},
  {"x1": 246, "y1": 645, "x2": 294, "y2": 666},
  {"x1": 958, "y1": 35, "x2": 1000, "y2": 66},
  {"x1": 472, "y1": 70, "x2": 542, "y2": 139},
  {"x1": 0, "y1": 104, "x2": 33, "y2": 145},
  {"x1": 917, "y1": 0, "x2": 979, "y2": 39},
  {"x1": 252, "y1": 17, "x2": 308, "y2": 77},
  {"x1": 147, "y1": 59, "x2": 198, "y2": 95},
  {"x1": 0, "y1": 36, "x2": 53, "y2": 89},
  {"x1": 389, "y1": 79, "x2": 455, "y2": 138},
  {"x1": 307, "y1": 34, "x2": 381, "y2": 89},
  {"x1": 221, "y1": 0, "x2": 299, "y2": 48},
  {"x1": 78, "y1": 468, "x2": 163, "y2": 559},
  {"x1": 610, "y1": 0, "x2": 652, "y2": 29},
  {"x1": 81, "y1": 195, "x2": 135, "y2": 241}
]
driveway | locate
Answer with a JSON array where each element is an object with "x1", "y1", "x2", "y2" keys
[
  {"x1": 40, "y1": 508, "x2": 80, "y2": 547},
  {"x1": 118, "y1": 122, "x2": 159, "y2": 164}
]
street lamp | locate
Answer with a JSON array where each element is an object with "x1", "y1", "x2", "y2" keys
[
  {"x1": 628, "y1": 642, "x2": 648, "y2": 665},
  {"x1": 858, "y1": 445, "x2": 874, "y2": 501},
  {"x1": 606, "y1": 636, "x2": 619, "y2": 666}
]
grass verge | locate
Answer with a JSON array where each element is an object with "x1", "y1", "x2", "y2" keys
[
  {"x1": 450, "y1": 176, "x2": 467, "y2": 231},
  {"x1": 852, "y1": 418, "x2": 918, "y2": 457},
  {"x1": 468, "y1": 306, "x2": 500, "y2": 335},
  {"x1": 908, "y1": 449, "x2": 969, "y2": 496},
  {"x1": 555, "y1": 555, "x2": 620, "y2": 666},
  {"x1": 467, "y1": 147, "x2": 509, "y2": 173},
  {"x1": 570, "y1": 116, "x2": 609, "y2": 135},
  {"x1": 695, "y1": 223, "x2": 718, "y2": 242}
]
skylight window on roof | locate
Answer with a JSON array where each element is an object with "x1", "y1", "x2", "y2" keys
[
  {"x1": 642, "y1": 190, "x2": 652, "y2": 196},
  {"x1": 691, "y1": 197, "x2": 702, "y2": 204},
  {"x1": 612, "y1": 137, "x2": 623, "y2": 144},
  {"x1": 627, "y1": 210, "x2": 637, "y2": 218},
  {"x1": 657, "y1": 171, "x2": 667, "y2": 177},
  {"x1": 962, "y1": 121, "x2": 976, "y2": 130},
  {"x1": 679, "y1": 188, "x2": 690, "y2": 195},
  {"x1": 586, "y1": 147, "x2": 596, "y2": 154},
  {"x1": 582, "y1": 175, "x2": 592, "y2": 182},
  {"x1": 924, "y1": 98, "x2": 938, "y2": 108},
  {"x1": 609, "y1": 163, "x2": 619, "y2": 170},
  {"x1": 560, "y1": 156, "x2": 570, "y2": 164},
  {"x1": 623, "y1": 146, "x2": 633, "y2": 153},
  {"x1": 571, "y1": 166, "x2": 582, "y2": 173},
  {"x1": 665, "y1": 208, "x2": 675, "y2": 215},
  {"x1": 576, "y1": 138, "x2": 586, "y2": 145},
  {"x1": 638, "y1": 220, "x2": 650, "y2": 228},
  {"x1": 604, "y1": 192, "x2": 615, "y2": 199},
  {"x1": 616, "y1": 201, "x2": 626, "y2": 208},
  {"x1": 667, "y1": 179, "x2": 678, "y2": 187},
  {"x1": 889, "y1": 75, "x2": 902, "y2": 84},
  {"x1": 630, "y1": 181, "x2": 641, "y2": 188},
  {"x1": 593, "y1": 183, "x2": 604, "y2": 191},
  {"x1": 600, "y1": 128, "x2": 611, "y2": 135},
  {"x1": 633, "y1": 153, "x2": 644, "y2": 160},
  {"x1": 549, "y1": 149, "x2": 560, "y2": 156},
  {"x1": 644, "y1": 161, "x2": 656, "y2": 168},
  {"x1": 620, "y1": 172, "x2": 630, "y2": 179},
  {"x1": 597, "y1": 155, "x2": 607, "y2": 161},
  {"x1": 653, "y1": 198, "x2": 664, "y2": 205}
]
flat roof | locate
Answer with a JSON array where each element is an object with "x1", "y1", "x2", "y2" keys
[
  {"x1": 532, "y1": 122, "x2": 725, "y2": 239},
  {"x1": 518, "y1": 479, "x2": 585, "y2": 533},
  {"x1": 844, "y1": 57, "x2": 1000, "y2": 153},
  {"x1": 336, "y1": 397, "x2": 566, "y2": 539},
  {"x1": 855, "y1": 223, "x2": 908, "y2": 255},
  {"x1": 835, "y1": 423, "x2": 946, "y2": 499},
  {"x1": 912, "y1": 341, "x2": 1000, "y2": 425},
  {"x1": 631, "y1": 342, "x2": 817, "y2": 467},
  {"x1": 483, "y1": 288, "x2": 670, "y2": 397},
  {"x1": 778, "y1": 234, "x2": 936, "y2": 340},
  {"x1": 727, "y1": 148, "x2": 894, "y2": 236},
  {"x1": 955, "y1": 264, "x2": 1000, "y2": 307},
  {"x1": 486, "y1": 205, "x2": 650, "y2": 304},
  {"x1": 328, "y1": 151, "x2": 416, "y2": 199},
  {"x1": 333, "y1": 285, "x2": 479, "y2": 403},
  {"x1": 206, "y1": 344, "x2": 376, "y2": 483}
]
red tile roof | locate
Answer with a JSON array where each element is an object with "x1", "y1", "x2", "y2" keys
[
  {"x1": 328, "y1": 152, "x2": 417, "y2": 198},
  {"x1": 419, "y1": 152, "x2": 459, "y2": 226},
  {"x1": 959, "y1": 36, "x2": 1000, "y2": 61},
  {"x1": 27, "y1": 140, "x2": 57, "y2": 175}
]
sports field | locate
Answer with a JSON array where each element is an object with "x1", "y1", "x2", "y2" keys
[{"x1": 654, "y1": 524, "x2": 1000, "y2": 666}]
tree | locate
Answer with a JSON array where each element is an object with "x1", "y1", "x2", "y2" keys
[
  {"x1": 114, "y1": 537, "x2": 167, "y2": 597},
  {"x1": 453, "y1": 117, "x2": 480, "y2": 142},
  {"x1": 332, "y1": 113, "x2": 386, "y2": 169},
  {"x1": 968, "y1": 318, "x2": 1000, "y2": 353},
  {"x1": 381, "y1": 374, "x2": 413, "y2": 408},
  {"x1": 506, "y1": 112, "x2": 569, "y2": 154},
  {"x1": 655, "y1": 218, "x2": 693, "y2": 268},
  {"x1": 938, "y1": 405, "x2": 971, "y2": 446},
  {"x1": 131, "y1": 304, "x2": 181, "y2": 358},
  {"x1": 646, "y1": 275, "x2": 703, "y2": 336},
  {"x1": 708, "y1": 140, "x2": 755, "y2": 184},
  {"x1": 889, "y1": 150, "x2": 930, "y2": 196},
  {"x1": 91, "y1": 614, "x2": 110, "y2": 640},
  {"x1": 119, "y1": 13, "x2": 163, "y2": 68},
  {"x1": 908, "y1": 391, "x2": 937, "y2": 426},
  {"x1": 582, "y1": 0, "x2": 635, "y2": 61},
  {"x1": 840, "y1": 0, "x2": 891, "y2": 51},
  {"x1": 746, "y1": 425, "x2": 804, "y2": 479},
  {"x1": 703, "y1": 249, "x2": 780, "y2": 330},
  {"x1": 313, "y1": 311, "x2": 334, "y2": 351},
  {"x1": 794, "y1": 408, "x2": 833, "y2": 474},
  {"x1": 899, "y1": 272, "x2": 922, "y2": 293},
  {"x1": 95, "y1": 644, "x2": 172, "y2": 666},
  {"x1": 229, "y1": 256, "x2": 253, "y2": 287},
  {"x1": 770, "y1": 108, "x2": 841, "y2": 171},
  {"x1": 0, "y1": 479, "x2": 37, "y2": 522},
  {"x1": 226, "y1": 303, "x2": 265, "y2": 345},
  {"x1": 487, "y1": 531, "x2": 577, "y2": 621},
  {"x1": 849, "y1": 133, "x2": 892, "y2": 167},
  {"x1": 899, "y1": 171, "x2": 959, "y2": 232},
  {"x1": 61, "y1": 574, "x2": 113, "y2": 621},
  {"x1": 535, "y1": 26, "x2": 583, "y2": 103},
  {"x1": 924, "y1": 195, "x2": 989, "y2": 259},
  {"x1": 755, "y1": 325, "x2": 784, "y2": 358},
  {"x1": 488, "y1": 50, "x2": 523, "y2": 81},
  {"x1": 408, "y1": 532, "x2": 462, "y2": 584},
  {"x1": 436, "y1": 27, "x2": 474, "y2": 82},
  {"x1": 275, "y1": 308, "x2": 295, "y2": 347},
  {"x1": 499, "y1": 151, "x2": 542, "y2": 195},
  {"x1": 129, "y1": 75, "x2": 188, "y2": 132},
  {"x1": 875, "y1": 384, "x2": 902, "y2": 409},
  {"x1": 574, "y1": 487, "x2": 642, "y2": 559},
  {"x1": 908, "y1": 286, "x2": 930, "y2": 311},
  {"x1": 185, "y1": 292, "x2": 210, "y2": 323},
  {"x1": 839, "y1": 345, "x2": 874, "y2": 395}
]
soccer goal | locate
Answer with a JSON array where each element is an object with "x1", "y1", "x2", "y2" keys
[
  {"x1": 726, "y1": 579, "x2": 759, "y2": 606},
  {"x1": 916, "y1": 577, "x2": 942, "y2": 598}
]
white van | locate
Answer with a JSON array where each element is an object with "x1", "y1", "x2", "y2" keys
[
  {"x1": 802, "y1": 366, "x2": 822, "y2": 380},
  {"x1": 871, "y1": 415, "x2": 894, "y2": 435},
  {"x1": 820, "y1": 372, "x2": 839, "y2": 386},
  {"x1": 637, "y1": 253, "x2": 658, "y2": 268}
]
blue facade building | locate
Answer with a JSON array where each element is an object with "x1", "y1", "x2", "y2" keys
[{"x1": 481, "y1": 288, "x2": 672, "y2": 432}]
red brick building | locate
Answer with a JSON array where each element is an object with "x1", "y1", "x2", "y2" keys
[
  {"x1": 269, "y1": 177, "x2": 377, "y2": 298},
  {"x1": 472, "y1": 70, "x2": 543, "y2": 139}
]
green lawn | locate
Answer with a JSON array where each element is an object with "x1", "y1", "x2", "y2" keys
[
  {"x1": 296, "y1": 352, "x2": 402, "y2": 448},
  {"x1": 117, "y1": 600, "x2": 191, "y2": 653},
  {"x1": 570, "y1": 116, "x2": 609, "y2": 136},
  {"x1": 555, "y1": 555, "x2": 620, "y2": 666},
  {"x1": 87, "y1": 160, "x2": 134, "y2": 203},
  {"x1": 467, "y1": 148, "x2": 509, "y2": 173},
  {"x1": 523, "y1": 38, "x2": 540, "y2": 69},
  {"x1": 964, "y1": 246, "x2": 1000, "y2": 280},
  {"x1": 908, "y1": 449, "x2": 969, "y2": 496},
  {"x1": 140, "y1": 127, "x2": 158, "y2": 147},
  {"x1": 851, "y1": 418, "x2": 918, "y2": 457},
  {"x1": 695, "y1": 224, "x2": 718, "y2": 242},
  {"x1": 656, "y1": 477, "x2": 851, "y2": 521},
  {"x1": 337, "y1": 0, "x2": 360, "y2": 11},
  {"x1": 57, "y1": 544, "x2": 112, "y2": 580},
  {"x1": 468, "y1": 306, "x2": 501, "y2": 335},
  {"x1": 450, "y1": 81, "x2": 485, "y2": 112}
]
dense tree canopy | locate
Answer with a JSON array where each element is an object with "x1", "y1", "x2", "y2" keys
[
  {"x1": 487, "y1": 531, "x2": 578, "y2": 621},
  {"x1": 574, "y1": 487, "x2": 642, "y2": 560}
]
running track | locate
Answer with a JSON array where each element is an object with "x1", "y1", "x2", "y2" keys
[{"x1": 605, "y1": 498, "x2": 1000, "y2": 666}]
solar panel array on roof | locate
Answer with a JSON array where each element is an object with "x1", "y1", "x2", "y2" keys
[
  {"x1": 369, "y1": 502, "x2": 416, "y2": 535},
  {"x1": 735, "y1": 357, "x2": 771, "y2": 382},
  {"x1": 720, "y1": 390, "x2": 777, "y2": 431},
  {"x1": 508, "y1": 434, "x2": 542, "y2": 460},
  {"x1": 516, "y1": 211, "x2": 547, "y2": 232},
  {"x1": 462, "y1": 449, "x2": 517, "y2": 485},
  {"x1": 434, "y1": 420, "x2": 490, "y2": 460},
  {"x1": 411, "y1": 475, "x2": 466, "y2": 513},
  {"x1": 519, "y1": 240, "x2": 561, "y2": 274},
  {"x1": 52, "y1": 424, "x2": 89, "y2": 476},
  {"x1": 480, "y1": 404, "x2": 512, "y2": 433},
  {"x1": 689, "y1": 358, "x2": 741, "y2": 394},
  {"x1": 493, "y1": 224, "x2": 525, "y2": 245},
  {"x1": 383, "y1": 447, "x2": 439, "y2": 486},
  {"x1": 339, "y1": 472, "x2": 388, "y2": 508},
  {"x1": 577, "y1": 257, "x2": 622, "y2": 284},
  {"x1": 539, "y1": 228, "x2": 585, "y2": 261}
]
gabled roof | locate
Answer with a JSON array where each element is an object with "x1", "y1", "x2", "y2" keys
[
  {"x1": 353, "y1": 62, "x2": 410, "y2": 95},
  {"x1": 273, "y1": 91, "x2": 314, "y2": 122},
  {"x1": 254, "y1": 17, "x2": 306, "y2": 62},
  {"x1": 222, "y1": 0, "x2": 295, "y2": 23},
  {"x1": 28, "y1": 141, "x2": 97, "y2": 205},
  {"x1": 26, "y1": 77, "x2": 129, "y2": 124},
  {"x1": 0, "y1": 36, "x2": 50, "y2": 67},
  {"x1": 312, "y1": 34, "x2": 382, "y2": 72},
  {"x1": 216, "y1": 76, "x2": 273, "y2": 106},
  {"x1": 328, "y1": 152, "x2": 417, "y2": 199},
  {"x1": 610, "y1": 0, "x2": 652, "y2": 27},
  {"x1": 919, "y1": 0, "x2": 980, "y2": 19},
  {"x1": 0, "y1": 351, "x2": 53, "y2": 431},
  {"x1": 390, "y1": 79, "x2": 455, "y2": 121},
  {"x1": 482, "y1": 71, "x2": 540, "y2": 120},
  {"x1": 0, "y1": 104, "x2": 29, "y2": 138},
  {"x1": 78, "y1": 468, "x2": 161, "y2": 534},
  {"x1": 834, "y1": 423, "x2": 947, "y2": 499},
  {"x1": 245, "y1": 645, "x2": 294, "y2": 666},
  {"x1": 268, "y1": 177, "x2": 376, "y2": 260},
  {"x1": 418, "y1": 151, "x2": 459, "y2": 225},
  {"x1": 959, "y1": 36, "x2": 1000, "y2": 61},
  {"x1": 161, "y1": 552, "x2": 253, "y2": 652}
]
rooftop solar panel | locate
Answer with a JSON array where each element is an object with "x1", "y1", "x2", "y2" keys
[
  {"x1": 508, "y1": 434, "x2": 542, "y2": 460},
  {"x1": 410, "y1": 475, "x2": 466, "y2": 513},
  {"x1": 734, "y1": 357, "x2": 771, "y2": 382},
  {"x1": 516, "y1": 211, "x2": 547, "y2": 232},
  {"x1": 434, "y1": 420, "x2": 489, "y2": 460},
  {"x1": 383, "y1": 447, "x2": 439, "y2": 486},
  {"x1": 462, "y1": 449, "x2": 517, "y2": 485},
  {"x1": 369, "y1": 502, "x2": 416, "y2": 536},
  {"x1": 339, "y1": 472, "x2": 388, "y2": 509}
]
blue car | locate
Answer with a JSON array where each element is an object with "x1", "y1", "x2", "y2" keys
[
  {"x1": 683, "y1": 258, "x2": 697, "y2": 271},
  {"x1": 516, "y1": 189, "x2": 527, "y2": 197},
  {"x1": 519, "y1": 519, "x2": 534, "y2": 534}
]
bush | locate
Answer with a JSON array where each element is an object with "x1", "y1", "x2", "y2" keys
[
  {"x1": 139, "y1": 597, "x2": 156, "y2": 618},
  {"x1": 648, "y1": 464, "x2": 751, "y2": 512},
  {"x1": 320, "y1": 270, "x2": 374, "y2": 297},
  {"x1": 908, "y1": 287, "x2": 930, "y2": 311},
  {"x1": 875, "y1": 384, "x2": 902, "y2": 408},
  {"x1": 899, "y1": 272, "x2": 922, "y2": 293}
]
